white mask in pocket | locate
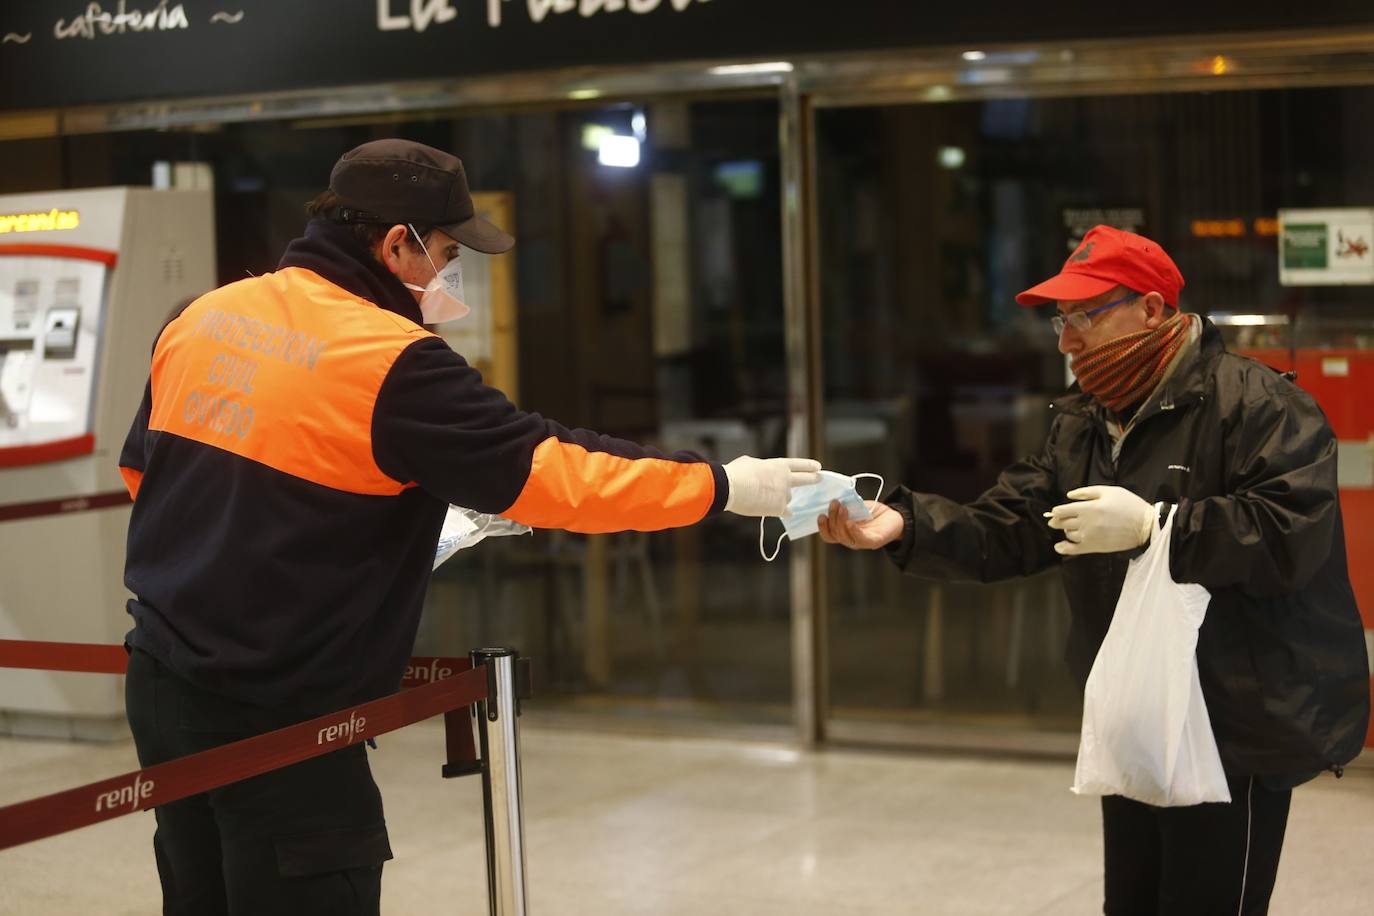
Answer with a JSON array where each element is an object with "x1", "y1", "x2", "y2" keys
[
  {"x1": 759, "y1": 471, "x2": 884, "y2": 561},
  {"x1": 402, "y1": 223, "x2": 469, "y2": 323}
]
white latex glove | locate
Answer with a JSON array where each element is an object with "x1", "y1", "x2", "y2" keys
[
  {"x1": 1046, "y1": 486, "x2": 1157, "y2": 556},
  {"x1": 723, "y1": 456, "x2": 822, "y2": 518}
]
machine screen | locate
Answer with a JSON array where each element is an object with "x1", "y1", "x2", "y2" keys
[{"x1": 0, "y1": 255, "x2": 108, "y2": 451}]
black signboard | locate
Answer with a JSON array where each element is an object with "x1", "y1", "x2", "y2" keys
[{"x1": 0, "y1": 1, "x2": 1371, "y2": 111}]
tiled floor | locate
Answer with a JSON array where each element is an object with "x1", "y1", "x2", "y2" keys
[{"x1": 2, "y1": 722, "x2": 1372, "y2": 915}]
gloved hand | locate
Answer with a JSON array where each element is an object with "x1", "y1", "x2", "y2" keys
[
  {"x1": 1046, "y1": 486, "x2": 1157, "y2": 556},
  {"x1": 723, "y1": 456, "x2": 822, "y2": 517}
]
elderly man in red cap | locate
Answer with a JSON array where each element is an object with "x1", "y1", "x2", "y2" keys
[{"x1": 819, "y1": 225, "x2": 1368, "y2": 915}]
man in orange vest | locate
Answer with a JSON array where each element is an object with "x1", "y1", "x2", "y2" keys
[{"x1": 119, "y1": 138, "x2": 818, "y2": 915}]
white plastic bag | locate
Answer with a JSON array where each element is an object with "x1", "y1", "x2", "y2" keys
[
  {"x1": 433, "y1": 505, "x2": 531, "y2": 570},
  {"x1": 1071, "y1": 504, "x2": 1230, "y2": 806}
]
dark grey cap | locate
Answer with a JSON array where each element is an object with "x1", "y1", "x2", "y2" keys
[{"x1": 329, "y1": 139, "x2": 514, "y2": 254}]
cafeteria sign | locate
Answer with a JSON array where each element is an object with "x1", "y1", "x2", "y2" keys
[{"x1": 1279, "y1": 208, "x2": 1374, "y2": 286}]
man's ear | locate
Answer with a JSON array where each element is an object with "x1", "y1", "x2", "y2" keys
[
  {"x1": 378, "y1": 224, "x2": 410, "y2": 274},
  {"x1": 1141, "y1": 291, "x2": 1170, "y2": 329}
]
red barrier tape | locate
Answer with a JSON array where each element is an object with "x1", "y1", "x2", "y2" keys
[
  {"x1": 0, "y1": 641, "x2": 488, "y2": 851},
  {"x1": 0, "y1": 639, "x2": 128, "y2": 674},
  {"x1": 0, "y1": 640, "x2": 471, "y2": 691},
  {"x1": 0, "y1": 664, "x2": 488, "y2": 851}
]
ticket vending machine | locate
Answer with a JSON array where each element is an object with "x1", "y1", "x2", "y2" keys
[{"x1": 0, "y1": 188, "x2": 215, "y2": 739}]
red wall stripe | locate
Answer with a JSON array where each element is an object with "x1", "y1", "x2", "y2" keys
[{"x1": 0, "y1": 243, "x2": 118, "y2": 266}]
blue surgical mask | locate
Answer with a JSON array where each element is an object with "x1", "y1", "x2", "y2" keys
[{"x1": 760, "y1": 471, "x2": 885, "y2": 561}]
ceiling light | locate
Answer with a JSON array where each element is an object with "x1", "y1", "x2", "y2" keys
[
  {"x1": 598, "y1": 134, "x2": 641, "y2": 168},
  {"x1": 708, "y1": 62, "x2": 794, "y2": 76}
]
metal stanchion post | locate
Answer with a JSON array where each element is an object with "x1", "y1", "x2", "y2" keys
[{"x1": 471, "y1": 648, "x2": 529, "y2": 916}]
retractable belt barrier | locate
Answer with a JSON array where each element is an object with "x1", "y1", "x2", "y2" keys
[
  {"x1": 0, "y1": 638, "x2": 477, "y2": 687},
  {"x1": 0, "y1": 639, "x2": 533, "y2": 915}
]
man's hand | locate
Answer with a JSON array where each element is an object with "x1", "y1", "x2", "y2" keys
[
  {"x1": 723, "y1": 456, "x2": 822, "y2": 517},
  {"x1": 817, "y1": 499, "x2": 905, "y2": 550},
  {"x1": 1046, "y1": 486, "x2": 1155, "y2": 556}
]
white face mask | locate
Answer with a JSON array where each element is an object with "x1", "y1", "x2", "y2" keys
[{"x1": 402, "y1": 223, "x2": 469, "y2": 323}]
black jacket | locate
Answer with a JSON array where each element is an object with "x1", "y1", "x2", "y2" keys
[{"x1": 886, "y1": 319, "x2": 1369, "y2": 787}]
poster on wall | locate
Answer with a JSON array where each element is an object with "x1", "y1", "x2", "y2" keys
[
  {"x1": 435, "y1": 192, "x2": 518, "y2": 400},
  {"x1": 1279, "y1": 208, "x2": 1374, "y2": 286}
]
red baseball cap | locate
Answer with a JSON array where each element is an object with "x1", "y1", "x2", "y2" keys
[{"x1": 1016, "y1": 225, "x2": 1184, "y2": 308}]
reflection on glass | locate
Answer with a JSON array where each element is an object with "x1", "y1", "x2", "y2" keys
[
  {"x1": 398, "y1": 100, "x2": 793, "y2": 730},
  {"x1": 817, "y1": 100, "x2": 1078, "y2": 736},
  {"x1": 817, "y1": 85, "x2": 1374, "y2": 743},
  {"x1": 0, "y1": 99, "x2": 792, "y2": 732}
]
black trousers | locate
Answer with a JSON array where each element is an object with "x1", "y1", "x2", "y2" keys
[
  {"x1": 124, "y1": 647, "x2": 392, "y2": 916},
  {"x1": 1102, "y1": 766, "x2": 1292, "y2": 916}
]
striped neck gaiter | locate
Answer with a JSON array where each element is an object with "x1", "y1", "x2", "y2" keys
[{"x1": 1070, "y1": 311, "x2": 1196, "y2": 413}]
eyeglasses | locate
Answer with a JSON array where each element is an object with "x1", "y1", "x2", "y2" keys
[{"x1": 1051, "y1": 292, "x2": 1140, "y2": 336}]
